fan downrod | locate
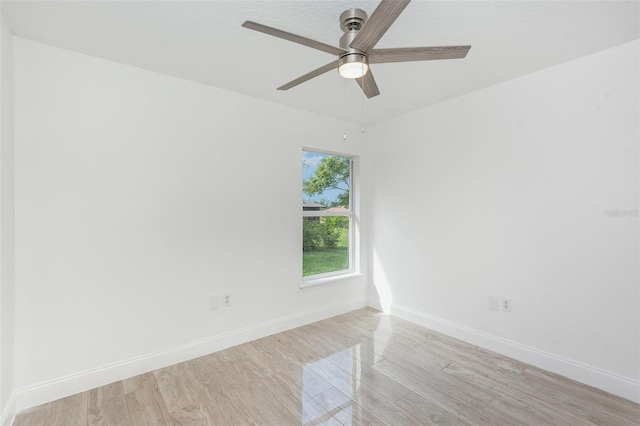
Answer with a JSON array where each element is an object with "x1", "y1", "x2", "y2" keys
[
  {"x1": 339, "y1": 9, "x2": 368, "y2": 50},
  {"x1": 339, "y1": 8, "x2": 368, "y2": 32}
]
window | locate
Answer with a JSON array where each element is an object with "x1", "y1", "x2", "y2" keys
[{"x1": 302, "y1": 150, "x2": 356, "y2": 283}]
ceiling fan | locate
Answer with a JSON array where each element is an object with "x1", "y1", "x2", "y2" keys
[{"x1": 242, "y1": 0, "x2": 471, "y2": 98}]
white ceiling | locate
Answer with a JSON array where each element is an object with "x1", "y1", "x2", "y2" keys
[{"x1": 2, "y1": 0, "x2": 639, "y2": 124}]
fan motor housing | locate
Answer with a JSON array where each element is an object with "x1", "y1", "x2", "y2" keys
[
  {"x1": 339, "y1": 8, "x2": 368, "y2": 33},
  {"x1": 339, "y1": 8, "x2": 368, "y2": 51},
  {"x1": 338, "y1": 52, "x2": 368, "y2": 69}
]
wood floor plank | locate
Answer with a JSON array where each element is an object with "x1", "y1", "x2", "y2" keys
[
  {"x1": 473, "y1": 346, "x2": 531, "y2": 374},
  {"x1": 223, "y1": 379, "x2": 300, "y2": 425},
  {"x1": 153, "y1": 363, "x2": 214, "y2": 425},
  {"x1": 306, "y1": 355, "x2": 361, "y2": 397},
  {"x1": 313, "y1": 386, "x2": 374, "y2": 426},
  {"x1": 13, "y1": 402, "x2": 57, "y2": 426},
  {"x1": 347, "y1": 383, "x2": 425, "y2": 425},
  {"x1": 248, "y1": 333, "x2": 301, "y2": 374},
  {"x1": 122, "y1": 372, "x2": 157, "y2": 395},
  {"x1": 284, "y1": 325, "x2": 354, "y2": 358},
  {"x1": 301, "y1": 393, "x2": 344, "y2": 426},
  {"x1": 304, "y1": 320, "x2": 385, "y2": 367},
  {"x1": 276, "y1": 364, "x2": 334, "y2": 397},
  {"x1": 315, "y1": 383, "x2": 425, "y2": 426},
  {"x1": 199, "y1": 354, "x2": 263, "y2": 387},
  {"x1": 483, "y1": 392, "x2": 595, "y2": 426},
  {"x1": 331, "y1": 307, "x2": 399, "y2": 325},
  {"x1": 124, "y1": 386, "x2": 174, "y2": 426},
  {"x1": 324, "y1": 352, "x2": 412, "y2": 402},
  {"x1": 441, "y1": 361, "x2": 597, "y2": 424},
  {"x1": 264, "y1": 329, "x2": 326, "y2": 365},
  {"x1": 263, "y1": 372, "x2": 337, "y2": 425},
  {"x1": 88, "y1": 381, "x2": 127, "y2": 425},
  {"x1": 342, "y1": 316, "x2": 437, "y2": 350},
  {"x1": 372, "y1": 358, "x2": 498, "y2": 424},
  {"x1": 304, "y1": 321, "x2": 368, "y2": 348},
  {"x1": 200, "y1": 388, "x2": 258, "y2": 425},
  {"x1": 588, "y1": 407, "x2": 640, "y2": 426},
  {"x1": 307, "y1": 356, "x2": 422, "y2": 424},
  {"x1": 521, "y1": 367, "x2": 640, "y2": 424},
  {"x1": 418, "y1": 338, "x2": 525, "y2": 378},
  {"x1": 385, "y1": 332, "x2": 636, "y2": 426},
  {"x1": 52, "y1": 392, "x2": 89, "y2": 426},
  {"x1": 185, "y1": 357, "x2": 258, "y2": 425},
  {"x1": 395, "y1": 391, "x2": 472, "y2": 426},
  {"x1": 393, "y1": 321, "x2": 480, "y2": 352},
  {"x1": 373, "y1": 333, "x2": 452, "y2": 372},
  {"x1": 184, "y1": 356, "x2": 228, "y2": 395}
]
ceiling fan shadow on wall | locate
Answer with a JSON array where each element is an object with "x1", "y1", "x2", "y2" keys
[{"x1": 242, "y1": 0, "x2": 471, "y2": 98}]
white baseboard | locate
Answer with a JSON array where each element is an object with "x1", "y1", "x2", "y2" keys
[
  {"x1": 367, "y1": 296, "x2": 383, "y2": 312},
  {"x1": 0, "y1": 391, "x2": 16, "y2": 426},
  {"x1": 390, "y1": 303, "x2": 640, "y2": 404},
  {"x1": 16, "y1": 297, "x2": 367, "y2": 412}
]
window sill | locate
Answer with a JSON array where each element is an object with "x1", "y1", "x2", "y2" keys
[{"x1": 300, "y1": 272, "x2": 363, "y2": 291}]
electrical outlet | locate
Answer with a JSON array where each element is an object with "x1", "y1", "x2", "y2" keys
[
  {"x1": 488, "y1": 296, "x2": 500, "y2": 311},
  {"x1": 501, "y1": 298, "x2": 512, "y2": 312},
  {"x1": 209, "y1": 295, "x2": 219, "y2": 311},
  {"x1": 222, "y1": 294, "x2": 231, "y2": 307}
]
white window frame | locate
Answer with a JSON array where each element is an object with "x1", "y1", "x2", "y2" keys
[{"x1": 301, "y1": 149, "x2": 361, "y2": 290}]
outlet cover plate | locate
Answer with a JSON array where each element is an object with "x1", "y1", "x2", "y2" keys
[
  {"x1": 222, "y1": 294, "x2": 231, "y2": 307},
  {"x1": 209, "y1": 295, "x2": 219, "y2": 311},
  {"x1": 501, "y1": 298, "x2": 512, "y2": 312}
]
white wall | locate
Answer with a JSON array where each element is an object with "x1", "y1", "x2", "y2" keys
[
  {"x1": 0, "y1": 10, "x2": 16, "y2": 425},
  {"x1": 13, "y1": 38, "x2": 369, "y2": 409},
  {"x1": 8, "y1": 28, "x2": 639, "y2": 412},
  {"x1": 369, "y1": 40, "x2": 639, "y2": 402}
]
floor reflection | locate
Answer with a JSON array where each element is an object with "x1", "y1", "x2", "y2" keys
[
  {"x1": 303, "y1": 345, "x2": 363, "y2": 425},
  {"x1": 298, "y1": 310, "x2": 389, "y2": 425}
]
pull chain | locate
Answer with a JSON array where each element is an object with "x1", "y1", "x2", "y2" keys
[
  {"x1": 361, "y1": 83, "x2": 365, "y2": 133},
  {"x1": 343, "y1": 77, "x2": 347, "y2": 140}
]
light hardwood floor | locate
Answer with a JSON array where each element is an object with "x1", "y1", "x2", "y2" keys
[{"x1": 14, "y1": 308, "x2": 640, "y2": 425}]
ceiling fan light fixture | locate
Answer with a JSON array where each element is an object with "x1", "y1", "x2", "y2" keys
[
  {"x1": 338, "y1": 53, "x2": 369, "y2": 79},
  {"x1": 243, "y1": 0, "x2": 470, "y2": 98}
]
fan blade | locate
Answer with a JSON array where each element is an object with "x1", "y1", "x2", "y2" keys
[
  {"x1": 242, "y1": 21, "x2": 346, "y2": 56},
  {"x1": 369, "y1": 45, "x2": 471, "y2": 64},
  {"x1": 356, "y1": 70, "x2": 380, "y2": 98},
  {"x1": 278, "y1": 61, "x2": 338, "y2": 91},
  {"x1": 349, "y1": 0, "x2": 411, "y2": 53}
]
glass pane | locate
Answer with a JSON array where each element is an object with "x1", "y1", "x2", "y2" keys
[
  {"x1": 302, "y1": 216, "x2": 350, "y2": 277},
  {"x1": 302, "y1": 152, "x2": 350, "y2": 210}
]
